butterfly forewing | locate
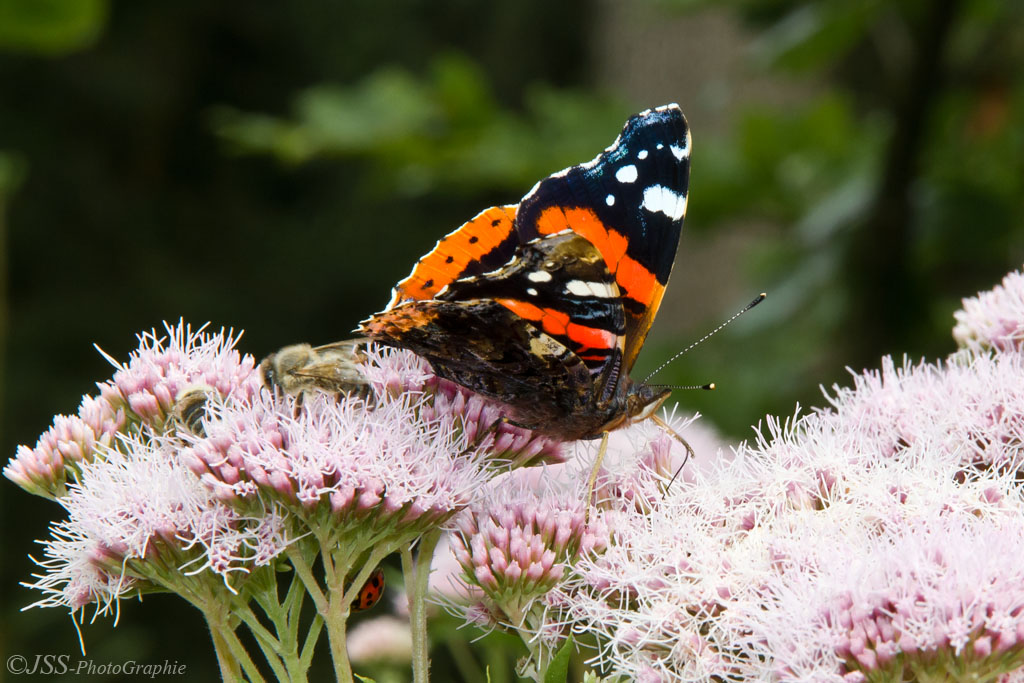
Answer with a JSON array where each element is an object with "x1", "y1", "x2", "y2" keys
[
  {"x1": 515, "y1": 105, "x2": 690, "y2": 370},
  {"x1": 388, "y1": 205, "x2": 519, "y2": 307}
]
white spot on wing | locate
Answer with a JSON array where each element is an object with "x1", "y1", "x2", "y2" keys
[
  {"x1": 565, "y1": 280, "x2": 617, "y2": 298},
  {"x1": 641, "y1": 185, "x2": 687, "y2": 220},
  {"x1": 615, "y1": 165, "x2": 638, "y2": 183},
  {"x1": 656, "y1": 143, "x2": 664, "y2": 150},
  {"x1": 527, "y1": 270, "x2": 553, "y2": 283},
  {"x1": 605, "y1": 194, "x2": 615, "y2": 206},
  {"x1": 671, "y1": 130, "x2": 691, "y2": 160},
  {"x1": 637, "y1": 149, "x2": 649, "y2": 160},
  {"x1": 527, "y1": 288, "x2": 539, "y2": 296}
]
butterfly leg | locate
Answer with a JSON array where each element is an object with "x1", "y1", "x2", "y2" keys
[
  {"x1": 583, "y1": 431, "x2": 610, "y2": 523},
  {"x1": 650, "y1": 412, "x2": 695, "y2": 491}
]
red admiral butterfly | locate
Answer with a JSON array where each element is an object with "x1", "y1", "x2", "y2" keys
[{"x1": 359, "y1": 104, "x2": 690, "y2": 443}]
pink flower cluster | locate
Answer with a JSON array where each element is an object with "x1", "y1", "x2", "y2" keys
[
  {"x1": 5, "y1": 396, "x2": 125, "y2": 498},
  {"x1": 5, "y1": 322, "x2": 260, "y2": 498},
  {"x1": 825, "y1": 518, "x2": 1024, "y2": 679},
  {"x1": 26, "y1": 433, "x2": 288, "y2": 615},
  {"x1": 734, "y1": 479, "x2": 1024, "y2": 682},
  {"x1": 449, "y1": 467, "x2": 607, "y2": 631},
  {"x1": 175, "y1": 345, "x2": 560, "y2": 535},
  {"x1": 427, "y1": 378, "x2": 564, "y2": 469},
  {"x1": 180, "y1": 386, "x2": 484, "y2": 531},
  {"x1": 954, "y1": 266, "x2": 1024, "y2": 352},
  {"x1": 549, "y1": 268, "x2": 1024, "y2": 681},
  {"x1": 11, "y1": 323, "x2": 568, "y2": 626},
  {"x1": 817, "y1": 351, "x2": 1024, "y2": 470},
  {"x1": 591, "y1": 410, "x2": 727, "y2": 513},
  {"x1": 97, "y1": 322, "x2": 261, "y2": 427}
]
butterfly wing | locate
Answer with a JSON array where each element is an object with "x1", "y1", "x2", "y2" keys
[
  {"x1": 361, "y1": 104, "x2": 689, "y2": 437},
  {"x1": 361, "y1": 297, "x2": 594, "y2": 426},
  {"x1": 387, "y1": 205, "x2": 519, "y2": 307},
  {"x1": 515, "y1": 104, "x2": 690, "y2": 371},
  {"x1": 439, "y1": 231, "x2": 626, "y2": 377},
  {"x1": 360, "y1": 232, "x2": 629, "y2": 436}
]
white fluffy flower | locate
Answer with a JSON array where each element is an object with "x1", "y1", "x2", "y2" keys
[
  {"x1": 549, "y1": 268, "x2": 1024, "y2": 681},
  {"x1": 24, "y1": 431, "x2": 285, "y2": 615},
  {"x1": 953, "y1": 266, "x2": 1024, "y2": 352}
]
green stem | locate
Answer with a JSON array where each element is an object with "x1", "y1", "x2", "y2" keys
[
  {"x1": 234, "y1": 603, "x2": 291, "y2": 682},
  {"x1": 209, "y1": 626, "x2": 242, "y2": 682},
  {"x1": 324, "y1": 594, "x2": 354, "y2": 683},
  {"x1": 322, "y1": 531, "x2": 402, "y2": 682},
  {"x1": 279, "y1": 568, "x2": 321, "y2": 678},
  {"x1": 283, "y1": 567, "x2": 306, "y2": 648},
  {"x1": 322, "y1": 547, "x2": 356, "y2": 683},
  {"x1": 402, "y1": 529, "x2": 442, "y2": 683},
  {"x1": 205, "y1": 607, "x2": 267, "y2": 683},
  {"x1": 299, "y1": 614, "x2": 325, "y2": 673},
  {"x1": 287, "y1": 545, "x2": 329, "y2": 614}
]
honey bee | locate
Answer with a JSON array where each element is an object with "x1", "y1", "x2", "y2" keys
[
  {"x1": 260, "y1": 339, "x2": 372, "y2": 405},
  {"x1": 172, "y1": 384, "x2": 217, "y2": 437}
]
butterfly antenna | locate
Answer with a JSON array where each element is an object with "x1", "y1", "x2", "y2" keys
[
  {"x1": 646, "y1": 382, "x2": 715, "y2": 391},
  {"x1": 642, "y1": 293, "x2": 766, "y2": 384}
]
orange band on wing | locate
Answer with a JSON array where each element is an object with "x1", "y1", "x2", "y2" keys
[
  {"x1": 391, "y1": 206, "x2": 517, "y2": 304},
  {"x1": 614, "y1": 254, "x2": 660, "y2": 308},
  {"x1": 496, "y1": 298, "x2": 545, "y2": 322},
  {"x1": 566, "y1": 322, "x2": 617, "y2": 352},
  {"x1": 535, "y1": 206, "x2": 658, "y2": 308},
  {"x1": 536, "y1": 207, "x2": 628, "y2": 267},
  {"x1": 496, "y1": 298, "x2": 616, "y2": 352}
]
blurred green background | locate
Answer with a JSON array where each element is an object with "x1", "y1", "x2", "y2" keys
[{"x1": 1, "y1": 0, "x2": 1022, "y2": 680}]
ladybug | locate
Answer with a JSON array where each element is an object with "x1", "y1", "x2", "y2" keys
[{"x1": 351, "y1": 567, "x2": 385, "y2": 612}]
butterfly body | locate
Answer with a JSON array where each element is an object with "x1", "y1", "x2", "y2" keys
[{"x1": 359, "y1": 104, "x2": 689, "y2": 442}]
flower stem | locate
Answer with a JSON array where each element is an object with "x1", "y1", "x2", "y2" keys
[
  {"x1": 204, "y1": 607, "x2": 266, "y2": 683},
  {"x1": 324, "y1": 606, "x2": 354, "y2": 683},
  {"x1": 234, "y1": 603, "x2": 292, "y2": 682},
  {"x1": 402, "y1": 529, "x2": 442, "y2": 683},
  {"x1": 208, "y1": 626, "x2": 242, "y2": 681},
  {"x1": 281, "y1": 568, "x2": 323, "y2": 675},
  {"x1": 321, "y1": 546, "x2": 356, "y2": 683},
  {"x1": 287, "y1": 545, "x2": 328, "y2": 615}
]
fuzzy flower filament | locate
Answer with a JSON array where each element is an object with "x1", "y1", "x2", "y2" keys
[
  {"x1": 8, "y1": 324, "x2": 569, "y2": 682},
  {"x1": 449, "y1": 470, "x2": 608, "y2": 679},
  {"x1": 953, "y1": 266, "x2": 1024, "y2": 353},
  {"x1": 5, "y1": 322, "x2": 260, "y2": 498},
  {"x1": 545, "y1": 267, "x2": 1024, "y2": 682}
]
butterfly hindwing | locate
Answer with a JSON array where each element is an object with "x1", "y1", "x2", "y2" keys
[
  {"x1": 440, "y1": 231, "x2": 625, "y2": 374},
  {"x1": 361, "y1": 298, "x2": 595, "y2": 423},
  {"x1": 515, "y1": 104, "x2": 690, "y2": 370}
]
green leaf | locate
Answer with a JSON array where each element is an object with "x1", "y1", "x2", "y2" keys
[
  {"x1": 750, "y1": 0, "x2": 881, "y2": 72},
  {"x1": 543, "y1": 636, "x2": 574, "y2": 683},
  {"x1": 0, "y1": 0, "x2": 107, "y2": 55},
  {"x1": 354, "y1": 675, "x2": 377, "y2": 683}
]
